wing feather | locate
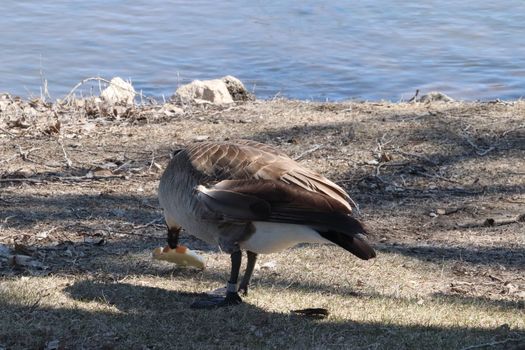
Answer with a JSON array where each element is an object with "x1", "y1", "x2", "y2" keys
[
  {"x1": 196, "y1": 179, "x2": 363, "y2": 235},
  {"x1": 186, "y1": 140, "x2": 354, "y2": 212}
]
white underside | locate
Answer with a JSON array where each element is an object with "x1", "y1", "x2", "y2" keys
[{"x1": 239, "y1": 221, "x2": 331, "y2": 254}]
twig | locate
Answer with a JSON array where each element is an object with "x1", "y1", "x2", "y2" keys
[
  {"x1": 460, "y1": 337, "x2": 525, "y2": 350},
  {"x1": 457, "y1": 213, "x2": 525, "y2": 229},
  {"x1": 148, "y1": 149, "x2": 156, "y2": 171},
  {"x1": 16, "y1": 145, "x2": 42, "y2": 162},
  {"x1": 375, "y1": 133, "x2": 394, "y2": 154},
  {"x1": 294, "y1": 144, "x2": 323, "y2": 161},
  {"x1": 57, "y1": 139, "x2": 73, "y2": 168},
  {"x1": 464, "y1": 136, "x2": 496, "y2": 156},
  {"x1": 63, "y1": 77, "x2": 112, "y2": 102},
  {"x1": 128, "y1": 217, "x2": 164, "y2": 230}
]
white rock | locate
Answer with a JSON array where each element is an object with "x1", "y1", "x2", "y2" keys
[
  {"x1": 100, "y1": 77, "x2": 136, "y2": 105},
  {"x1": 175, "y1": 79, "x2": 233, "y2": 105},
  {"x1": 419, "y1": 91, "x2": 454, "y2": 103},
  {"x1": 221, "y1": 75, "x2": 254, "y2": 101},
  {"x1": 159, "y1": 103, "x2": 184, "y2": 116}
]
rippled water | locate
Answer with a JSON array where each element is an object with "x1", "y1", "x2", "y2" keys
[{"x1": 1, "y1": 1, "x2": 525, "y2": 101}]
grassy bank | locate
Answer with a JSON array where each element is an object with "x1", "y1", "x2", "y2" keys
[{"x1": 1, "y1": 96, "x2": 524, "y2": 349}]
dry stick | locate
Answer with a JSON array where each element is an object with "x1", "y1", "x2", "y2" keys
[
  {"x1": 148, "y1": 149, "x2": 156, "y2": 171},
  {"x1": 457, "y1": 213, "x2": 525, "y2": 228},
  {"x1": 17, "y1": 145, "x2": 42, "y2": 162},
  {"x1": 463, "y1": 135, "x2": 496, "y2": 156},
  {"x1": 460, "y1": 337, "x2": 525, "y2": 350},
  {"x1": 294, "y1": 144, "x2": 323, "y2": 161},
  {"x1": 57, "y1": 138, "x2": 73, "y2": 168},
  {"x1": 64, "y1": 77, "x2": 112, "y2": 102},
  {"x1": 127, "y1": 217, "x2": 164, "y2": 230}
]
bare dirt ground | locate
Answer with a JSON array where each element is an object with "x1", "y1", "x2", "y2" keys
[{"x1": 1, "y1": 95, "x2": 524, "y2": 349}]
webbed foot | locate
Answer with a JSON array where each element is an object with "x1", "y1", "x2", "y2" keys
[{"x1": 190, "y1": 291, "x2": 242, "y2": 309}]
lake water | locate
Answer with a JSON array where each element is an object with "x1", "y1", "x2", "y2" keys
[{"x1": 1, "y1": 1, "x2": 525, "y2": 101}]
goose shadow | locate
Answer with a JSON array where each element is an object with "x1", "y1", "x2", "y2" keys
[{"x1": 3, "y1": 278, "x2": 519, "y2": 349}]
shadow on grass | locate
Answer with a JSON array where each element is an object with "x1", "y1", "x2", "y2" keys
[
  {"x1": 1, "y1": 192, "x2": 160, "y2": 229},
  {"x1": 1, "y1": 110, "x2": 524, "y2": 348},
  {"x1": 1, "y1": 279, "x2": 523, "y2": 349},
  {"x1": 377, "y1": 243, "x2": 525, "y2": 269}
]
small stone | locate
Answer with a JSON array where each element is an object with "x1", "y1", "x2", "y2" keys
[{"x1": 436, "y1": 208, "x2": 447, "y2": 215}]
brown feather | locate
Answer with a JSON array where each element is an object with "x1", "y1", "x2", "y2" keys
[{"x1": 185, "y1": 141, "x2": 354, "y2": 212}]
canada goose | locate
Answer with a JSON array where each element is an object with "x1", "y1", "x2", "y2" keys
[{"x1": 158, "y1": 140, "x2": 376, "y2": 308}]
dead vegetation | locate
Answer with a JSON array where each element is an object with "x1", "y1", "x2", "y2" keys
[{"x1": 0, "y1": 94, "x2": 524, "y2": 349}]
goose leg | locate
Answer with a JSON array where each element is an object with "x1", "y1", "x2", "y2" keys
[
  {"x1": 238, "y1": 251, "x2": 257, "y2": 296},
  {"x1": 167, "y1": 226, "x2": 181, "y2": 249},
  {"x1": 190, "y1": 250, "x2": 243, "y2": 309}
]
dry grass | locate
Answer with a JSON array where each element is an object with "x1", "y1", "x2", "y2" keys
[{"x1": 0, "y1": 97, "x2": 524, "y2": 349}]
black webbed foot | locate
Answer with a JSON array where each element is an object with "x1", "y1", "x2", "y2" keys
[{"x1": 190, "y1": 291, "x2": 242, "y2": 309}]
